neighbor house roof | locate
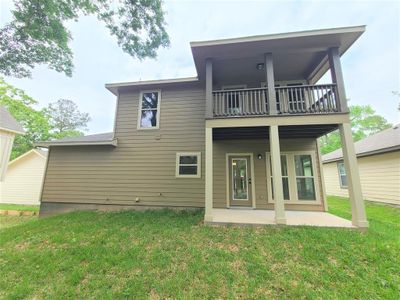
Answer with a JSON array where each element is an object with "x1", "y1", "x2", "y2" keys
[
  {"x1": 35, "y1": 132, "x2": 117, "y2": 147},
  {"x1": 8, "y1": 149, "x2": 48, "y2": 167},
  {"x1": 322, "y1": 125, "x2": 400, "y2": 163},
  {"x1": 0, "y1": 106, "x2": 25, "y2": 134}
]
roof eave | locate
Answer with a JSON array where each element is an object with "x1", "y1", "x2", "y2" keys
[
  {"x1": 35, "y1": 139, "x2": 118, "y2": 148},
  {"x1": 0, "y1": 126, "x2": 25, "y2": 135},
  {"x1": 190, "y1": 25, "x2": 366, "y2": 48},
  {"x1": 105, "y1": 77, "x2": 199, "y2": 95}
]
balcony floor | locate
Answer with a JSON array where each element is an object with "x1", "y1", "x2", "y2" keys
[{"x1": 207, "y1": 208, "x2": 355, "y2": 228}]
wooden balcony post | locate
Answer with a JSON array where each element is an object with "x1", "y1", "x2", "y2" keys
[
  {"x1": 265, "y1": 53, "x2": 277, "y2": 115},
  {"x1": 328, "y1": 47, "x2": 348, "y2": 112},
  {"x1": 205, "y1": 58, "x2": 213, "y2": 118},
  {"x1": 269, "y1": 125, "x2": 286, "y2": 224},
  {"x1": 204, "y1": 126, "x2": 213, "y2": 222},
  {"x1": 339, "y1": 122, "x2": 369, "y2": 228}
]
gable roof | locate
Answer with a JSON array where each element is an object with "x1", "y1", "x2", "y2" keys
[
  {"x1": 35, "y1": 132, "x2": 117, "y2": 147},
  {"x1": 0, "y1": 106, "x2": 25, "y2": 134},
  {"x1": 8, "y1": 149, "x2": 47, "y2": 167},
  {"x1": 322, "y1": 125, "x2": 400, "y2": 163}
]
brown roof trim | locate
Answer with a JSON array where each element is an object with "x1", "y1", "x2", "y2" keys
[
  {"x1": 35, "y1": 139, "x2": 118, "y2": 148},
  {"x1": 105, "y1": 77, "x2": 199, "y2": 95}
]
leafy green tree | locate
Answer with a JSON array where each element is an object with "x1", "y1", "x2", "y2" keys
[
  {"x1": 0, "y1": 0, "x2": 170, "y2": 78},
  {"x1": 45, "y1": 99, "x2": 90, "y2": 139},
  {"x1": 320, "y1": 105, "x2": 392, "y2": 154},
  {"x1": 0, "y1": 77, "x2": 51, "y2": 159}
]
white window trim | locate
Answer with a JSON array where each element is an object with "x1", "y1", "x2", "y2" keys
[
  {"x1": 175, "y1": 152, "x2": 201, "y2": 178},
  {"x1": 337, "y1": 161, "x2": 348, "y2": 189},
  {"x1": 137, "y1": 90, "x2": 161, "y2": 130},
  {"x1": 265, "y1": 151, "x2": 321, "y2": 205},
  {"x1": 267, "y1": 154, "x2": 291, "y2": 201},
  {"x1": 231, "y1": 158, "x2": 249, "y2": 201}
]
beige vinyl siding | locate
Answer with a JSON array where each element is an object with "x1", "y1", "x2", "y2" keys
[
  {"x1": 0, "y1": 151, "x2": 46, "y2": 205},
  {"x1": 213, "y1": 138, "x2": 325, "y2": 211},
  {"x1": 42, "y1": 84, "x2": 206, "y2": 207},
  {"x1": 323, "y1": 151, "x2": 400, "y2": 205}
]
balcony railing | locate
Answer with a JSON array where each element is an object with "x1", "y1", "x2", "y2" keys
[{"x1": 212, "y1": 84, "x2": 339, "y2": 117}]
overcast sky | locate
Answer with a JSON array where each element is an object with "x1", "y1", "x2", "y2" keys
[{"x1": 1, "y1": 0, "x2": 399, "y2": 134}]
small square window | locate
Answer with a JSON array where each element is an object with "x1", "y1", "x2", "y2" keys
[{"x1": 176, "y1": 153, "x2": 201, "y2": 178}]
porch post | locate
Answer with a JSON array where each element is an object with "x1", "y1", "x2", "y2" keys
[
  {"x1": 205, "y1": 58, "x2": 213, "y2": 119},
  {"x1": 328, "y1": 47, "x2": 348, "y2": 112},
  {"x1": 339, "y1": 122, "x2": 368, "y2": 228},
  {"x1": 204, "y1": 126, "x2": 213, "y2": 222},
  {"x1": 269, "y1": 125, "x2": 286, "y2": 224},
  {"x1": 264, "y1": 53, "x2": 277, "y2": 115}
]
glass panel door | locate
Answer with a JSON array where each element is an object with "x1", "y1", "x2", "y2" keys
[
  {"x1": 232, "y1": 158, "x2": 248, "y2": 200},
  {"x1": 294, "y1": 154, "x2": 316, "y2": 200},
  {"x1": 229, "y1": 155, "x2": 252, "y2": 207}
]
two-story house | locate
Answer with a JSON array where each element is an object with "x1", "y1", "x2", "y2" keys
[{"x1": 37, "y1": 26, "x2": 369, "y2": 229}]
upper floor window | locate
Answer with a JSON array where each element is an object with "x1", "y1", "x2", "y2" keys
[
  {"x1": 138, "y1": 91, "x2": 161, "y2": 129},
  {"x1": 337, "y1": 162, "x2": 348, "y2": 188}
]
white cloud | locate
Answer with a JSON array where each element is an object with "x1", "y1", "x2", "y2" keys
[{"x1": 2, "y1": 0, "x2": 399, "y2": 134}]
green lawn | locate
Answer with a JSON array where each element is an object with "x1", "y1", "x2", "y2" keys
[
  {"x1": 0, "y1": 203, "x2": 39, "y2": 212},
  {"x1": 0, "y1": 197, "x2": 399, "y2": 299}
]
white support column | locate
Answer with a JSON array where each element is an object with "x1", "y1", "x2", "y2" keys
[
  {"x1": 204, "y1": 126, "x2": 213, "y2": 222},
  {"x1": 265, "y1": 53, "x2": 277, "y2": 115},
  {"x1": 339, "y1": 123, "x2": 368, "y2": 228},
  {"x1": 269, "y1": 125, "x2": 286, "y2": 224},
  {"x1": 328, "y1": 47, "x2": 348, "y2": 112},
  {"x1": 205, "y1": 58, "x2": 213, "y2": 119},
  {"x1": 316, "y1": 140, "x2": 329, "y2": 212}
]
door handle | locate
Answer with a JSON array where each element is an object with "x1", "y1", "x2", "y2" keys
[{"x1": 248, "y1": 178, "x2": 252, "y2": 184}]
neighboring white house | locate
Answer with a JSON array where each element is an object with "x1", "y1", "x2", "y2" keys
[
  {"x1": 322, "y1": 125, "x2": 400, "y2": 206},
  {"x1": 0, "y1": 149, "x2": 47, "y2": 205},
  {"x1": 0, "y1": 106, "x2": 25, "y2": 181}
]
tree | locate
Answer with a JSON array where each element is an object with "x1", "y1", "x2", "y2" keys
[
  {"x1": 0, "y1": 0, "x2": 170, "y2": 78},
  {"x1": 0, "y1": 77, "x2": 52, "y2": 159},
  {"x1": 319, "y1": 105, "x2": 392, "y2": 154},
  {"x1": 45, "y1": 99, "x2": 90, "y2": 139}
]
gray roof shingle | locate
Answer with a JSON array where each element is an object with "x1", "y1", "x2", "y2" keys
[
  {"x1": 0, "y1": 106, "x2": 24, "y2": 134},
  {"x1": 322, "y1": 125, "x2": 400, "y2": 162}
]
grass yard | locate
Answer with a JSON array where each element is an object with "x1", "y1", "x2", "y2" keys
[
  {"x1": 0, "y1": 197, "x2": 399, "y2": 299},
  {"x1": 0, "y1": 203, "x2": 39, "y2": 212},
  {"x1": 0, "y1": 215, "x2": 37, "y2": 230}
]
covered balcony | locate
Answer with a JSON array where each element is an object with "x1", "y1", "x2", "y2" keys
[
  {"x1": 196, "y1": 26, "x2": 369, "y2": 229},
  {"x1": 191, "y1": 26, "x2": 365, "y2": 119},
  {"x1": 212, "y1": 84, "x2": 339, "y2": 117}
]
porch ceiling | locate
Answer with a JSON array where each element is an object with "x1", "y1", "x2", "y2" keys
[
  {"x1": 213, "y1": 124, "x2": 338, "y2": 140},
  {"x1": 191, "y1": 26, "x2": 365, "y2": 84}
]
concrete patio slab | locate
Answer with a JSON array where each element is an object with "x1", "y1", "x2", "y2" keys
[{"x1": 208, "y1": 209, "x2": 355, "y2": 228}]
